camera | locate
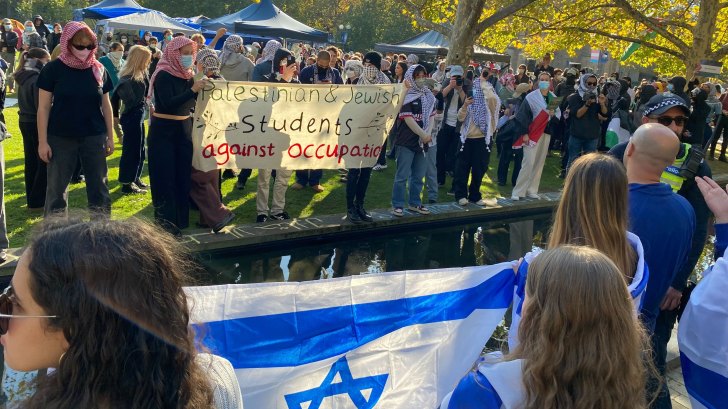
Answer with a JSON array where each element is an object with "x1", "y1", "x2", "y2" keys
[
  {"x1": 455, "y1": 76, "x2": 463, "y2": 87},
  {"x1": 582, "y1": 90, "x2": 597, "y2": 103}
]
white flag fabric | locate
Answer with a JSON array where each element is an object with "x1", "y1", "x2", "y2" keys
[
  {"x1": 677, "y1": 252, "x2": 728, "y2": 409},
  {"x1": 186, "y1": 264, "x2": 516, "y2": 409}
]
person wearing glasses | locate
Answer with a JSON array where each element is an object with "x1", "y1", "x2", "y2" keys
[
  {"x1": 565, "y1": 72, "x2": 607, "y2": 172},
  {"x1": 0, "y1": 218, "x2": 243, "y2": 408},
  {"x1": 609, "y1": 94, "x2": 712, "y2": 408},
  {"x1": 36, "y1": 21, "x2": 114, "y2": 217}
]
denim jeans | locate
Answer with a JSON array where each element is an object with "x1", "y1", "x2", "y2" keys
[
  {"x1": 423, "y1": 144, "x2": 438, "y2": 202},
  {"x1": 295, "y1": 169, "x2": 322, "y2": 186},
  {"x1": 45, "y1": 133, "x2": 111, "y2": 217},
  {"x1": 391, "y1": 146, "x2": 426, "y2": 209},
  {"x1": 567, "y1": 137, "x2": 598, "y2": 171}
]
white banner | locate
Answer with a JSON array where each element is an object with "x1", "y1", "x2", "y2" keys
[
  {"x1": 191, "y1": 81, "x2": 405, "y2": 172},
  {"x1": 186, "y1": 264, "x2": 516, "y2": 409}
]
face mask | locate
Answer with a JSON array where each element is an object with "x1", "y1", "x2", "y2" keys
[
  {"x1": 667, "y1": 83, "x2": 674, "y2": 91},
  {"x1": 110, "y1": 51, "x2": 123, "y2": 59},
  {"x1": 71, "y1": 48, "x2": 92, "y2": 60},
  {"x1": 144, "y1": 35, "x2": 150, "y2": 40},
  {"x1": 24, "y1": 27, "x2": 32, "y2": 33},
  {"x1": 415, "y1": 78, "x2": 427, "y2": 88},
  {"x1": 121, "y1": 38, "x2": 127, "y2": 44},
  {"x1": 586, "y1": 84, "x2": 596, "y2": 92},
  {"x1": 4, "y1": 25, "x2": 11, "y2": 30},
  {"x1": 179, "y1": 55, "x2": 194, "y2": 68},
  {"x1": 165, "y1": 35, "x2": 172, "y2": 41},
  {"x1": 363, "y1": 65, "x2": 378, "y2": 80},
  {"x1": 539, "y1": 80, "x2": 550, "y2": 91}
]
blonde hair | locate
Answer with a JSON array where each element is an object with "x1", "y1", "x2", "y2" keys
[
  {"x1": 548, "y1": 153, "x2": 636, "y2": 280},
  {"x1": 191, "y1": 33, "x2": 205, "y2": 44},
  {"x1": 512, "y1": 246, "x2": 648, "y2": 409},
  {"x1": 119, "y1": 45, "x2": 151, "y2": 82}
]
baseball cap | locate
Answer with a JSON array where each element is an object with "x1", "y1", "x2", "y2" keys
[
  {"x1": 448, "y1": 65, "x2": 464, "y2": 77},
  {"x1": 642, "y1": 94, "x2": 690, "y2": 118}
]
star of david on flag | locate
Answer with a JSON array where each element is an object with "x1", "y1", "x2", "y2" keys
[{"x1": 186, "y1": 264, "x2": 516, "y2": 408}]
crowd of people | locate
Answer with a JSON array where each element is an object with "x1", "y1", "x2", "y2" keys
[{"x1": 0, "y1": 16, "x2": 723, "y2": 409}]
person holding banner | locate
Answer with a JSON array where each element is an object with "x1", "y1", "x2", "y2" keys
[
  {"x1": 254, "y1": 48, "x2": 300, "y2": 223},
  {"x1": 442, "y1": 246, "x2": 649, "y2": 409},
  {"x1": 0, "y1": 217, "x2": 243, "y2": 408},
  {"x1": 146, "y1": 36, "x2": 208, "y2": 235},
  {"x1": 391, "y1": 64, "x2": 435, "y2": 217},
  {"x1": 345, "y1": 51, "x2": 391, "y2": 224}
]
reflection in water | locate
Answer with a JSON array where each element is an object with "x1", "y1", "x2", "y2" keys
[{"x1": 198, "y1": 215, "x2": 554, "y2": 285}]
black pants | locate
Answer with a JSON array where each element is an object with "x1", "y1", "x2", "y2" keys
[
  {"x1": 237, "y1": 168, "x2": 252, "y2": 185},
  {"x1": 118, "y1": 106, "x2": 146, "y2": 184},
  {"x1": 346, "y1": 167, "x2": 372, "y2": 208},
  {"x1": 453, "y1": 138, "x2": 490, "y2": 202},
  {"x1": 148, "y1": 117, "x2": 193, "y2": 233},
  {"x1": 649, "y1": 307, "x2": 680, "y2": 409},
  {"x1": 710, "y1": 114, "x2": 728, "y2": 158},
  {"x1": 19, "y1": 121, "x2": 46, "y2": 208},
  {"x1": 496, "y1": 140, "x2": 522, "y2": 186},
  {"x1": 436, "y1": 123, "x2": 460, "y2": 184}
]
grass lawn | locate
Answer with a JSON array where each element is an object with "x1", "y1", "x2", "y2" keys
[{"x1": 3, "y1": 105, "x2": 728, "y2": 248}]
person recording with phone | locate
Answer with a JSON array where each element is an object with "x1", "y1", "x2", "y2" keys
[
  {"x1": 435, "y1": 65, "x2": 470, "y2": 191},
  {"x1": 565, "y1": 72, "x2": 607, "y2": 171}
]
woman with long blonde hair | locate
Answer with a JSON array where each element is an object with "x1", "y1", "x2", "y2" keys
[
  {"x1": 442, "y1": 246, "x2": 649, "y2": 409},
  {"x1": 509, "y1": 152, "x2": 648, "y2": 349},
  {"x1": 112, "y1": 45, "x2": 152, "y2": 194}
]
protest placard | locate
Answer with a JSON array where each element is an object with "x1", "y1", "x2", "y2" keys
[{"x1": 191, "y1": 81, "x2": 406, "y2": 171}]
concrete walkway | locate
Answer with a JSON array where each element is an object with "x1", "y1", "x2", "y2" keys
[{"x1": 667, "y1": 365, "x2": 692, "y2": 408}]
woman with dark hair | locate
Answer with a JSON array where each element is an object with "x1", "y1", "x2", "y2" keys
[
  {"x1": 393, "y1": 61, "x2": 407, "y2": 83},
  {"x1": 147, "y1": 36, "x2": 207, "y2": 235},
  {"x1": 36, "y1": 21, "x2": 114, "y2": 217},
  {"x1": 442, "y1": 246, "x2": 649, "y2": 409},
  {"x1": 0, "y1": 217, "x2": 243, "y2": 408},
  {"x1": 48, "y1": 24, "x2": 61, "y2": 54},
  {"x1": 16, "y1": 47, "x2": 50, "y2": 210}
]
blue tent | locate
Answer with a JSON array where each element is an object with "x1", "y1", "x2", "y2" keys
[
  {"x1": 203, "y1": 0, "x2": 328, "y2": 43},
  {"x1": 74, "y1": 0, "x2": 148, "y2": 21}
]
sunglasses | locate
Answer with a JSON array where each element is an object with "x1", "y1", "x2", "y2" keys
[
  {"x1": 71, "y1": 43, "x2": 96, "y2": 51},
  {"x1": 656, "y1": 116, "x2": 688, "y2": 127},
  {"x1": 0, "y1": 285, "x2": 57, "y2": 335}
]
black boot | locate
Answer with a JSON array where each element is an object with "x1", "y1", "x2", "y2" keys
[
  {"x1": 357, "y1": 204, "x2": 373, "y2": 222},
  {"x1": 348, "y1": 207, "x2": 363, "y2": 224}
]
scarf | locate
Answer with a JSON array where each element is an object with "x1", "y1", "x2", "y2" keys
[
  {"x1": 196, "y1": 48, "x2": 216, "y2": 64},
  {"x1": 460, "y1": 78, "x2": 492, "y2": 143},
  {"x1": 201, "y1": 54, "x2": 221, "y2": 77},
  {"x1": 220, "y1": 35, "x2": 243, "y2": 66},
  {"x1": 57, "y1": 22, "x2": 104, "y2": 86},
  {"x1": 147, "y1": 36, "x2": 196, "y2": 101},
  {"x1": 107, "y1": 51, "x2": 123, "y2": 69},
  {"x1": 707, "y1": 83, "x2": 719, "y2": 103},
  {"x1": 604, "y1": 79, "x2": 621, "y2": 102},
  {"x1": 577, "y1": 73, "x2": 597, "y2": 97},
  {"x1": 358, "y1": 65, "x2": 391, "y2": 85},
  {"x1": 403, "y1": 64, "x2": 436, "y2": 131},
  {"x1": 500, "y1": 73, "x2": 516, "y2": 91},
  {"x1": 344, "y1": 59, "x2": 363, "y2": 81},
  {"x1": 261, "y1": 40, "x2": 281, "y2": 64},
  {"x1": 313, "y1": 64, "x2": 333, "y2": 83}
]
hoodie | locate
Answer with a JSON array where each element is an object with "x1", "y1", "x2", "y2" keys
[
  {"x1": 15, "y1": 59, "x2": 43, "y2": 122},
  {"x1": 669, "y1": 76, "x2": 692, "y2": 109},
  {"x1": 220, "y1": 52, "x2": 254, "y2": 82}
]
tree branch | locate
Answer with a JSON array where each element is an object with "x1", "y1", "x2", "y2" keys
[
  {"x1": 710, "y1": 43, "x2": 728, "y2": 59},
  {"x1": 720, "y1": 1, "x2": 728, "y2": 8},
  {"x1": 612, "y1": 0, "x2": 691, "y2": 53},
  {"x1": 401, "y1": 0, "x2": 452, "y2": 36},
  {"x1": 557, "y1": 26, "x2": 684, "y2": 59},
  {"x1": 474, "y1": 0, "x2": 539, "y2": 34}
]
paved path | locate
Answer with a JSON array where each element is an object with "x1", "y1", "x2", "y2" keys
[{"x1": 667, "y1": 365, "x2": 692, "y2": 408}]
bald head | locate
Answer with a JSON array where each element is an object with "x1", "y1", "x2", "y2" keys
[{"x1": 624, "y1": 123, "x2": 680, "y2": 181}]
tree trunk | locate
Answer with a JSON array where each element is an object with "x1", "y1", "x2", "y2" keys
[
  {"x1": 687, "y1": 0, "x2": 721, "y2": 78},
  {"x1": 446, "y1": 0, "x2": 486, "y2": 67}
]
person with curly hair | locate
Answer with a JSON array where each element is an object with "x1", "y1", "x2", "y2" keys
[{"x1": 0, "y1": 217, "x2": 243, "y2": 408}]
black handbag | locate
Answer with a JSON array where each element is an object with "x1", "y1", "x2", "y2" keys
[{"x1": 495, "y1": 118, "x2": 518, "y2": 144}]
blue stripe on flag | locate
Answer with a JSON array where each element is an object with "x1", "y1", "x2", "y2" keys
[
  {"x1": 680, "y1": 352, "x2": 728, "y2": 408},
  {"x1": 196, "y1": 268, "x2": 515, "y2": 368}
]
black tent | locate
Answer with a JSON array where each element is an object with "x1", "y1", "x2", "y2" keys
[
  {"x1": 375, "y1": 31, "x2": 510, "y2": 63},
  {"x1": 202, "y1": 0, "x2": 328, "y2": 43},
  {"x1": 74, "y1": 0, "x2": 149, "y2": 21}
]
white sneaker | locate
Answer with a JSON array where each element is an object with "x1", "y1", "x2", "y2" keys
[
  {"x1": 510, "y1": 195, "x2": 520, "y2": 201},
  {"x1": 526, "y1": 193, "x2": 540, "y2": 199},
  {"x1": 476, "y1": 198, "x2": 498, "y2": 207},
  {"x1": 458, "y1": 198, "x2": 468, "y2": 206},
  {"x1": 372, "y1": 164, "x2": 387, "y2": 171}
]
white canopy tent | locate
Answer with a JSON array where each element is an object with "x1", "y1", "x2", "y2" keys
[{"x1": 97, "y1": 11, "x2": 198, "y2": 35}]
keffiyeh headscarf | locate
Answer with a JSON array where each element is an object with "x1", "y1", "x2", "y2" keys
[
  {"x1": 403, "y1": 64, "x2": 436, "y2": 131},
  {"x1": 707, "y1": 83, "x2": 719, "y2": 102},
  {"x1": 201, "y1": 54, "x2": 221, "y2": 77},
  {"x1": 577, "y1": 73, "x2": 597, "y2": 97},
  {"x1": 261, "y1": 40, "x2": 282, "y2": 64},
  {"x1": 219, "y1": 35, "x2": 243, "y2": 66},
  {"x1": 406, "y1": 54, "x2": 419, "y2": 65},
  {"x1": 195, "y1": 47, "x2": 216, "y2": 64},
  {"x1": 460, "y1": 77, "x2": 491, "y2": 139},
  {"x1": 359, "y1": 65, "x2": 391, "y2": 85},
  {"x1": 604, "y1": 79, "x2": 621, "y2": 101},
  {"x1": 344, "y1": 59, "x2": 364, "y2": 80},
  {"x1": 147, "y1": 36, "x2": 196, "y2": 101},
  {"x1": 499, "y1": 72, "x2": 516, "y2": 91},
  {"x1": 58, "y1": 22, "x2": 104, "y2": 85}
]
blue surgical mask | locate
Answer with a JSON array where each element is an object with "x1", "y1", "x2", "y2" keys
[
  {"x1": 3, "y1": 25, "x2": 11, "y2": 30},
  {"x1": 539, "y1": 80, "x2": 550, "y2": 91},
  {"x1": 179, "y1": 55, "x2": 194, "y2": 69},
  {"x1": 24, "y1": 26, "x2": 32, "y2": 33},
  {"x1": 667, "y1": 83, "x2": 674, "y2": 92}
]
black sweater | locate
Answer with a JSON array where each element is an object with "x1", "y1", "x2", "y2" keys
[
  {"x1": 112, "y1": 75, "x2": 148, "y2": 117},
  {"x1": 15, "y1": 67, "x2": 40, "y2": 123},
  {"x1": 152, "y1": 71, "x2": 196, "y2": 116}
]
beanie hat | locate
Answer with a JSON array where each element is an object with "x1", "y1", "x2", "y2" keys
[{"x1": 363, "y1": 51, "x2": 382, "y2": 70}]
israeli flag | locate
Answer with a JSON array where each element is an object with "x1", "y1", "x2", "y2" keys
[
  {"x1": 186, "y1": 264, "x2": 516, "y2": 409},
  {"x1": 677, "y1": 255, "x2": 728, "y2": 409}
]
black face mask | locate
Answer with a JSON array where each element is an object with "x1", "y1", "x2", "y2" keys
[{"x1": 317, "y1": 64, "x2": 329, "y2": 70}]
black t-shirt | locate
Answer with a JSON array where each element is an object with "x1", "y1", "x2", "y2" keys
[
  {"x1": 152, "y1": 71, "x2": 197, "y2": 116},
  {"x1": 567, "y1": 93, "x2": 602, "y2": 140},
  {"x1": 37, "y1": 59, "x2": 113, "y2": 138},
  {"x1": 396, "y1": 99, "x2": 425, "y2": 152}
]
